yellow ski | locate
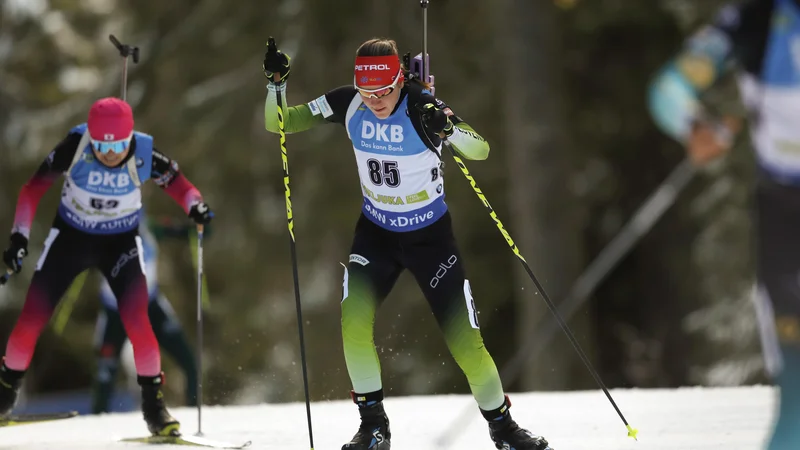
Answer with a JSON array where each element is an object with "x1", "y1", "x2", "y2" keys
[
  {"x1": 119, "y1": 433, "x2": 251, "y2": 449},
  {"x1": 0, "y1": 411, "x2": 78, "y2": 427}
]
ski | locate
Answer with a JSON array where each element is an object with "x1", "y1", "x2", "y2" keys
[
  {"x1": 119, "y1": 433, "x2": 252, "y2": 449},
  {"x1": 0, "y1": 410, "x2": 78, "y2": 427}
]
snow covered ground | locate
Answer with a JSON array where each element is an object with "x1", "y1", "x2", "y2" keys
[{"x1": 0, "y1": 385, "x2": 777, "y2": 449}]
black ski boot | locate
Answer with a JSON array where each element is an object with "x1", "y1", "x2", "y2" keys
[
  {"x1": 0, "y1": 361, "x2": 24, "y2": 417},
  {"x1": 341, "y1": 389, "x2": 391, "y2": 450},
  {"x1": 138, "y1": 373, "x2": 180, "y2": 436},
  {"x1": 480, "y1": 396, "x2": 553, "y2": 450}
]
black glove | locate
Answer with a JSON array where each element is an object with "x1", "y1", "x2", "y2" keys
[
  {"x1": 418, "y1": 102, "x2": 454, "y2": 137},
  {"x1": 2, "y1": 233, "x2": 28, "y2": 273},
  {"x1": 263, "y1": 37, "x2": 291, "y2": 85},
  {"x1": 189, "y1": 202, "x2": 214, "y2": 225}
]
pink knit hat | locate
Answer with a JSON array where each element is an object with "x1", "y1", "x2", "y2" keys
[{"x1": 87, "y1": 97, "x2": 134, "y2": 142}]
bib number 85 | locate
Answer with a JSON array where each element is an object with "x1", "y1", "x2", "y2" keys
[{"x1": 367, "y1": 159, "x2": 400, "y2": 187}]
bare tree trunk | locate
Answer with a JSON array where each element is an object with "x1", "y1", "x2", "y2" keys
[{"x1": 497, "y1": 0, "x2": 587, "y2": 391}]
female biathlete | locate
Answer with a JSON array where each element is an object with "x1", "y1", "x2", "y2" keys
[{"x1": 263, "y1": 37, "x2": 554, "y2": 450}]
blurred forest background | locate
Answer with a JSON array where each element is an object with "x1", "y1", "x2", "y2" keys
[{"x1": 0, "y1": 0, "x2": 764, "y2": 410}]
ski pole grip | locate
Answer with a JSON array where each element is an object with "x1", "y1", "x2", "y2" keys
[
  {"x1": 109, "y1": 34, "x2": 140, "y2": 62},
  {"x1": 109, "y1": 34, "x2": 125, "y2": 54},
  {"x1": 266, "y1": 37, "x2": 281, "y2": 83}
]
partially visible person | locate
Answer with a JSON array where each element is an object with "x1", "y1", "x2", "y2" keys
[{"x1": 648, "y1": 2, "x2": 800, "y2": 448}]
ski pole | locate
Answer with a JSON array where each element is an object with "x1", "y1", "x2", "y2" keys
[
  {"x1": 447, "y1": 142, "x2": 639, "y2": 440},
  {"x1": 52, "y1": 271, "x2": 89, "y2": 335},
  {"x1": 268, "y1": 36, "x2": 315, "y2": 450},
  {"x1": 190, "y1": 227, "x2": 211, "y2": 310},
  {"x1": 415, "y1": 0, "x2": 638, "y2": 442},
  {"x1": 108, "y1": 34, "x2": 139, "y2": 101},
  {"x1": 194, "y1": 224, "x2": 205, "y2": 436},
  {"x1": 421, "y1": 0, "x2": 429, "y2": 85},
  {"x1": 437, "y1": 157, "x2": 695, "y2": 446}
]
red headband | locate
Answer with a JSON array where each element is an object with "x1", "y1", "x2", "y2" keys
[{"x1": 354, "y1": 55, "x2": 404, "y2": 87}]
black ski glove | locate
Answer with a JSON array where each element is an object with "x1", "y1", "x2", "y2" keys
[
  {"x1": 2, "y1": 233, "x2": 28, "y2": 273},
  {"x1": 189, "y1": 202, "x2": 214, "y2": 225},
  {"x1": 263, "y1": 37, "x2": 291, "y2": 85},
  {"x1": 418, "y1": 102, "x2": 454, "y2": 137}
]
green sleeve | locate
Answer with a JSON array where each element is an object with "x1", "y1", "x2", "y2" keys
[
  {"x1": 264, "y1": 83, "x2": 327, "y2": 134},
  {"x1": 447, "y1": 122, "x2": 490, "y2": 161}
]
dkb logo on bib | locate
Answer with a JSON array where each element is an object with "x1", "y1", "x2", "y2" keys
[
  {"x1": 88, "y1": 171, "x2": 131, "y2": 188},
  {"x1": 362, "y1": 121, "x2": 404, "y2": 143}
]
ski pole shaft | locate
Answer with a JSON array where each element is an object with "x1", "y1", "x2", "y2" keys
[
  {"x1": 445, "y1": 143, "x2": 639, "y2": 440},
  {"x1": 52, "y1": 270, "x2": 89, "y2": 335},
  {"x1": 195, "y1": 224, "x2": 204, "y2": 436},
  {"x1": 437, "y1": 158, "x2": 695, "y2": 446},
  {"x1": 108, "y1": 35, "x2": 139, "y2": 101},
  {"x1": 269, "y1": 36, "x2": 315, "y2": 450},
  {"x1": 121, "y1": 58, "x2": 128, "y2": 101},
  {"x1": 421, "y1": 0, "x2": 428, "y2": 81}
]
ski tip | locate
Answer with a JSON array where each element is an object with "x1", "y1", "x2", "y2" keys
[
  {"x1": 15, "y1": 410, "x2": 79, "y2": 420},
  {"x1": 0, "y1": 410, "x2": 79, "y2": 427}
]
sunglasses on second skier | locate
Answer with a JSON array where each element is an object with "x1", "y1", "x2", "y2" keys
[
  {"x1": 90, "y1": 135, "x2": 132, "y2": 154},
  {"x1": 355, "y1": 68, "x2": 404, "y2": 99}
]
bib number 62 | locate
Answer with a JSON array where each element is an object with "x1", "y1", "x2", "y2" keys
[{"x1": 90, "y1": 198, "x2": 119, "y2": 210}]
